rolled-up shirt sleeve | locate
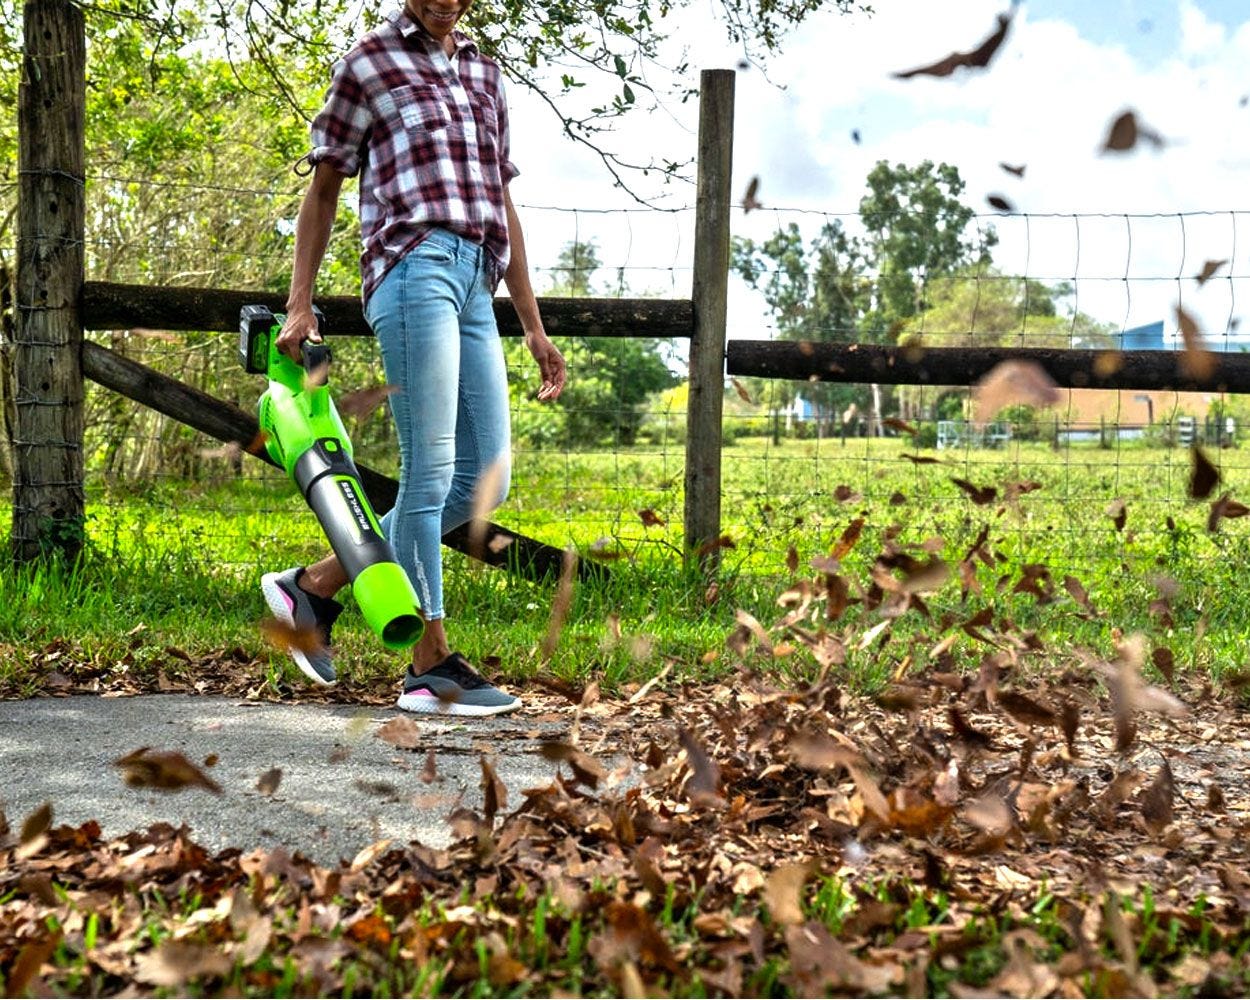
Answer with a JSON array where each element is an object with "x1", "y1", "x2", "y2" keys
[
  {"x1": 496, "y1": 78, "x2": 519, "y2": 184},
  {"x1": 307, "y1": 59, "x2": 371, "y2": 177}
]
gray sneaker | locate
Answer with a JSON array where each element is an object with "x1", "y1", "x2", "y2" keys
[
  {"x1": 260, "y1": 567, "x2": 343, "y2": 685},
  {"x1": 397, "y1": 652, "x2": 521, "y2": 717}
]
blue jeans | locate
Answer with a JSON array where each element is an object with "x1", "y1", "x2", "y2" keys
[{"x1": 364, "y1": 229, "x2": 511, "y2": 621}]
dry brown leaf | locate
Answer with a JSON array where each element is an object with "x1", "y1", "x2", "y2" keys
[
  {"x1": 892, "y1": 10, "x2": 1012, "y2": 79},
  {"x1": 995, "y1": 690, "x2": 1056, "y2": 728},
  {"x1": 258, "y1": 617, "x2": 324, "y2": 656},
  {"x1": 973, "y1": 360, "x2": 1060, "y2": 422},
  {"x1": 1059, "y1": 701, "x2": 1080, "y2": 754},
  {"x1": 480, "y1": 755, "x2": 508, "y2": 822},
  {"x1": 831, "y1": 518, "x2": 865, "y2": 560},
  {"x1": 883, "y1": 416, "x2": 918, "y2": 436},
  {"x1": 742, "y1": 176, "x2": 762, "y2": 213},
  {"x1": 115, "y1": 748, "x2": 223, "y2": 794},
  {"x1": 1064, "y1": 575, "x2": 1094, "y2": 613},
  {"x1": 337, "y1": 383, "x2": 398, "y2": 420},
  {"x1": 951, "y1": 477, "x2": 997, "y2": 506},
  {"x1": 763, "y1": 861, "x2": 815, "y2": 926},
  {"x1": 540, "y1": 548, "x2": 578, "y2": 662},
  {"x1": 1209, "y1": 492, "x2": 1250, "y2": 532},
  {"x1": 539, "y1": 741, "x2": 608, "y2": 789},
  {"x1": 1101, "y1": 108, "x2": 1165, "y2": 153},
  {"x1": 19, "y1": 801, "x2": 52, "y2": 847},
  {"x1": 1177, "y1": 305, "x2": 1217, "y2": 380},
  {"x1": 1196, "y1": 259, "x2": 1228, "y2": 286},
  {"x1": 1106, "y1": 498, "x2": 1127, "y2": 531},
  {"x1": 376, "y1": 716, "x2": 422, "y2": 750},
  {"x1": 1139, "y1": 754, "x2": 1175, "y2": 835},
  {"x1": 678, "y1": 727, "x2": 724, "y2": 807},
  {"x1": 134, "y1": 940, "x2": 233, "y2": 987},
  {"x1": 1152, "y1": 645, "x2": 1176, "y2": 685},
  {"x1": 5, "y1": 929, "x2": 62, "y2": 996},
  {"x1": 963, "y1": 794, "x2": 1013, "y2": 835},
  {"x1": 948, "y1": 706, "x2": 994, "y2": 749},
  {"x1": 467, "y1": 457, "x2": 508, "y2": 563},
  {"x1": 1190, "y1": 445, "x2": 1221, "y2": 500},
  {"x1": 255, "y1": 768, "x2": 282, "y2": 796}
]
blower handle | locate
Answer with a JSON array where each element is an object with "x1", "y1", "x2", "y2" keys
[{"x1": 300, "y1": 339, "x2": 332, "y2": 378}]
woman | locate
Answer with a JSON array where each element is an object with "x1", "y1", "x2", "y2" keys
[{"x1": 261, "y1": 0, "x2": 566, "y2": 716}]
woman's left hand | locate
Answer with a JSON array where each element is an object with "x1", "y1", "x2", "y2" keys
[{"x1": 526, "y1": 329, "x2": 566, "y2": 401}]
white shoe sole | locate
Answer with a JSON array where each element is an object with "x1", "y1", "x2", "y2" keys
[
  {"x1": 395, "y1": 692, "x2": 521, "y2": 717},
  {"x1": 261, "y1": 572, "x2": 336, "y2": 686}
]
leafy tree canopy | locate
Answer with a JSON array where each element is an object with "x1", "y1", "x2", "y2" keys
[
  {"x1": 899, "y1": 268, "x2": 1116, "y2": 350},
  {"x1": 2, "y1": 0, "x2": 869, "y2": 195},
  {"x1": 509, "y1": 239, "x2": 677, "y2": 449}
]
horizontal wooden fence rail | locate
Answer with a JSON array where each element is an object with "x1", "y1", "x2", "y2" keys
[
  {"x1": 81, "y1": 281, "x2": 694, "y2": 340},
  {"x1": 726, "y1": 341, "x2": 1250, "y2": 394},
  {"x1": 82, "y1": 341, "x2": 605, "y2": 583}
]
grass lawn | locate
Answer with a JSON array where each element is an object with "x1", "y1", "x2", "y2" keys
[
  {"x1": 3, "y1": 437, "x2": 1250, "y2": 997},
  {"x1": 3, "y1": 436, "x2": 1250, "y2": 697}
]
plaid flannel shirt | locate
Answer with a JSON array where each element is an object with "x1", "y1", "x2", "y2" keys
[{"x1": 304, "y1": 8, "x2": 518, "y2": 302}]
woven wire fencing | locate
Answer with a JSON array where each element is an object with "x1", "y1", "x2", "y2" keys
[
  {"x1": 719, "y1": 206, "x2": 1250, "y2": 581},
  {"x1": 7, "y1": 174, "x2": 1250, "y2": 583},
  {"x1": 0, "y1": 167, "x2": 697, "y2": 574}
]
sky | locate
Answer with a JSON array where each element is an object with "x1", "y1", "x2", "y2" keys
[{"x1": 501, "y1": 0, "x2": 1250, "y2": 346}]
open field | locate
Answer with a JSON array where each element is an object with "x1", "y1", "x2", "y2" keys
[{"x1": 3, "y1": 437, "x2": 1250, "y2": 697}]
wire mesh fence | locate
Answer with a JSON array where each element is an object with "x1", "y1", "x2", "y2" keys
[
  {"x1": 9, "y1": 173, "x2": 1250, "y2": 582},
  {"x1": 717, "y1": 205, "x2": 1250, "y2": 579}
]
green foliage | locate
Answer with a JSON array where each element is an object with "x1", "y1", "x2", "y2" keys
[
  {"x1": 510, "y1": 239, "x2": 678, "y2": 448},
  {"x1": 733, "y1": 161, "x2": 994, "y2": 430},
  {"x1": 858, "y1": 160, "x2": 997, "y2": 332},
  {"x1": 3, "y1": 0, "x2": 869, "y2": 194},
  {"x1": 900, "y1": 267, "x2": 1116, "y2": 350}
]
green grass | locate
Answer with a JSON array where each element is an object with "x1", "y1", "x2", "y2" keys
[
  {"x1": 10, "y1": 870, "x2": 1247, "y2": 998},
  {"x1": 3, "y1": 437, "x2": 1250, "y2": 695}
]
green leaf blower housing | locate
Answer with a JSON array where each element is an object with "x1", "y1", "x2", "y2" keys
[{"x1": 239, "y1": 304, "x2": 424, "y2": 650}]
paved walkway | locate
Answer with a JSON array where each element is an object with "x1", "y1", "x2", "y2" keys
[{"x1": 0, "y1": 695, "x2": 575, "y2": 866}]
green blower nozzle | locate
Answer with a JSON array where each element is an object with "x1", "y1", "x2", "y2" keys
[{"x1": 240, "y1": 304, "x2": 424, "y2": 650}]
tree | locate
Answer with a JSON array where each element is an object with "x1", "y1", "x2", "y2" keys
[
  {"x1": 896, "y1": 267, "x2": 1117, "y2": 420},
  {"x1": 732, "y1": 220, "x2": 870, "y2": 436},
  {"x1": 508, "y1": 239, "x2": 676, "y2": 448},
  {"x1": 899, "y1": 270, "x2": 1114, "y2": 351},
  {"x1": 1, "y1": 0, "x2": 868, "y2": 201},
  {"x1": 733, "y1": 161, "x2": 999, "y2": 435},
  {"x1": 1, "y1": 10, "x2": 375, "y2": 485},
  {"x1": 858, "y1": 160, "x2": 997, "y2": 334}
]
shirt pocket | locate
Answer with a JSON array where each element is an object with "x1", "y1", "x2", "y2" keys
[
  {"x1": 467, "y1": 90, "x2": 499, "y2": 140},
  {"x1": 390, "y1": 84, "x2": 450, "y2": 133}
]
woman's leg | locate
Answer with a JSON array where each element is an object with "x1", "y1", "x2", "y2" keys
[{"x1": 368, "y1": 236, "x2": 465, "y2": 643}]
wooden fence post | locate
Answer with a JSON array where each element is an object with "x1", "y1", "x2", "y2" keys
[
  {"x1": 684, "y1": 68, "x2": 734, "y2": 570},
  {"x1": 13, "y1": 0, "x2": 86, "y2": 562}
]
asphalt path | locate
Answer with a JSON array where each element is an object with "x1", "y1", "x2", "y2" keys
[{"x1": 0, "y1": 694, "x2": 579, "y2": 867}]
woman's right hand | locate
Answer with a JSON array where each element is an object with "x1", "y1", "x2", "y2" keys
[{"x1": 276, "y1": 306, "x2": 323, "y2": 362}]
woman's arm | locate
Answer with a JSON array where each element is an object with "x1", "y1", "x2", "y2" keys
[
  {"x1": 278, "y1": 162, "x2": 346, "y2": 360},
  {"x1": 503, "y1": 187, "x2": 566, "y2": 401}
]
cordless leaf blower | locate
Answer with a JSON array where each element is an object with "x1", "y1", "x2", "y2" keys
[{"x1": 239, "y1": 304, "x2": 424, "y2": 650}]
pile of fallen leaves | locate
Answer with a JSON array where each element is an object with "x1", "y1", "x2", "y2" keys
[
  {"x1": 5, "y1": 496, "x2": 1250, "y2": 996},
  {"x1": 4, "y1": 604, "x2": 1250, "y2": 996}
]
